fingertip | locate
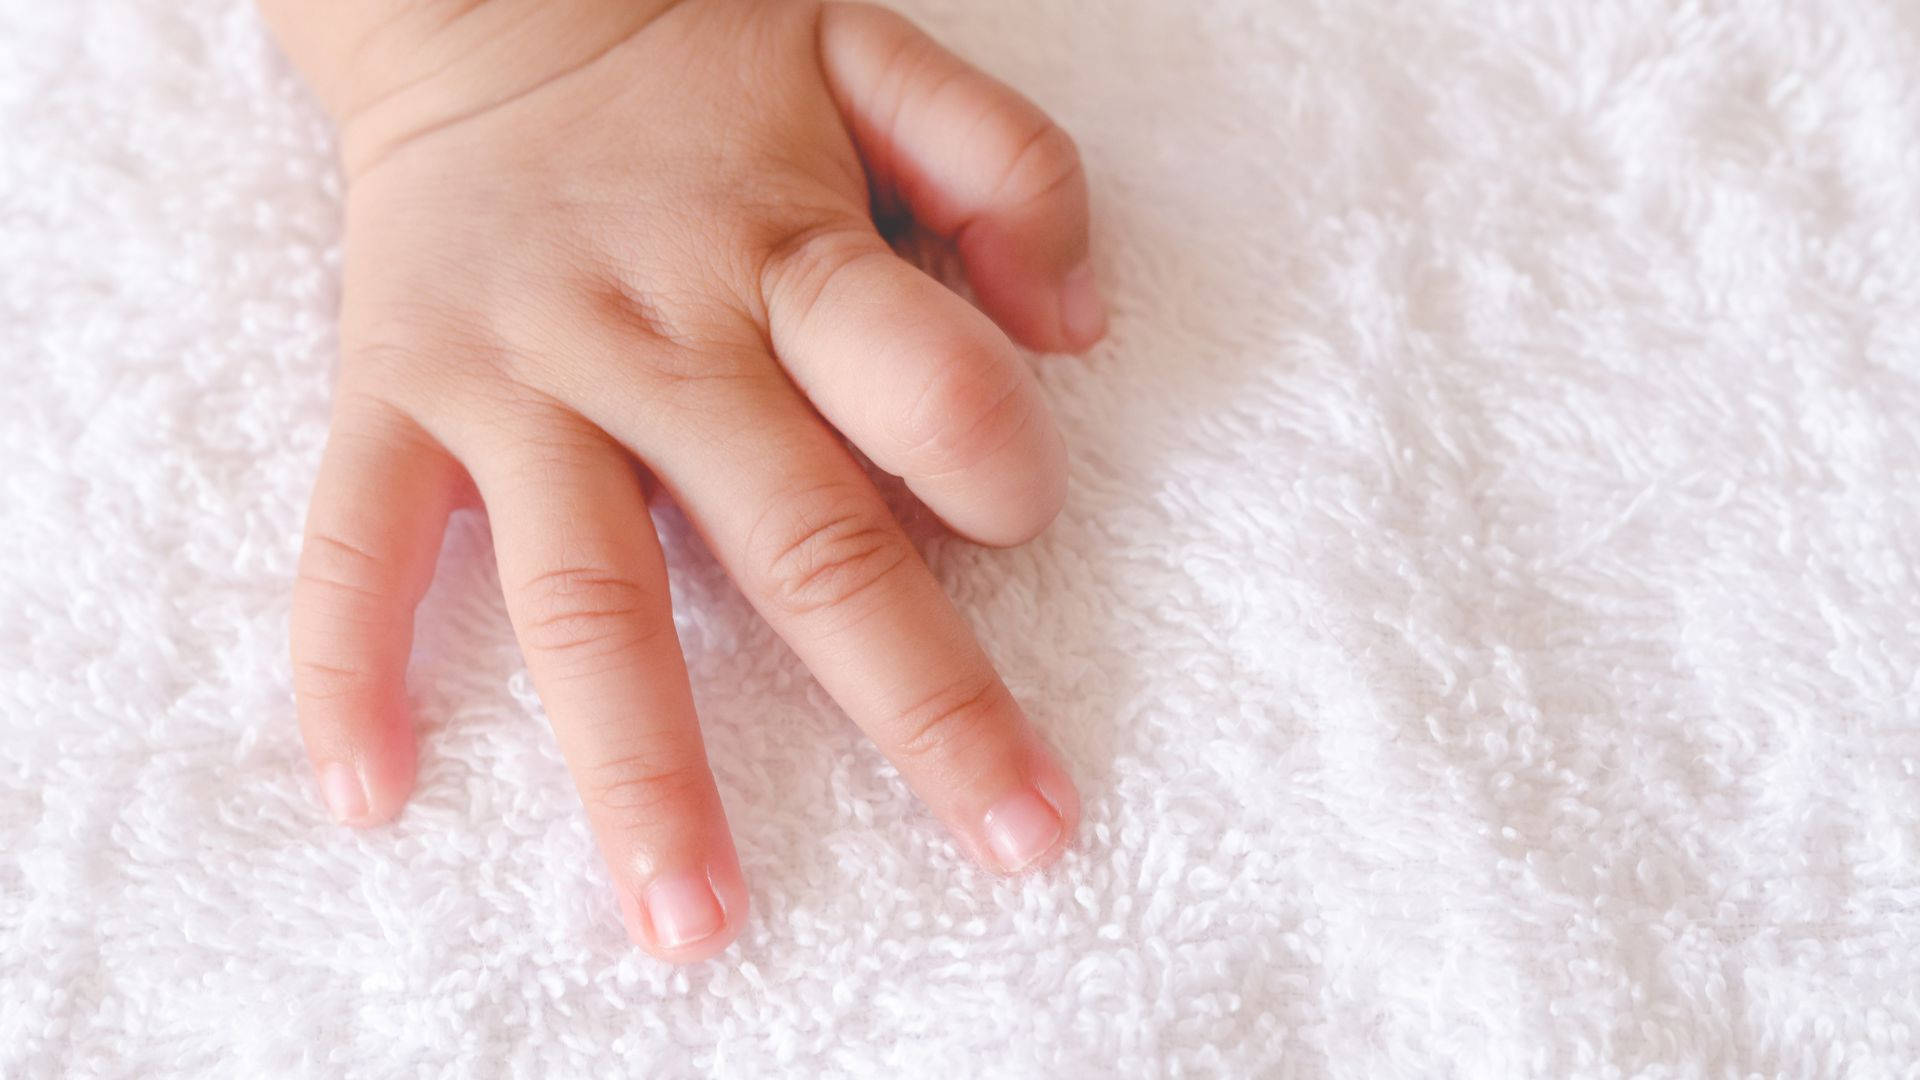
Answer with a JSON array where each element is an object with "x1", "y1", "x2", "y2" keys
[
  {"x1": 619, "y1": 860, "x2": 750, "y2": 963},
  {"x1": 359, "y1": 732, "x2": 418, "y2": 825},
  {"x1": 312, "y1": 724, "x2": 416, "y2": 827},
  {"x1": 1031, "y1": 754, "x2": 1082, "y2": 860},
  {"x1": 932, "y1": 373, "x2": 1069, "y2": 549},
  {"x1": 958, "y1": 220, "x2": 1098, "y2": 356},
  {"x1": 967, "y1": 742, "x2": 1082, "y2": 876},
  {"x1": 1057, "y1": 261, "x2": 1110, "y2": 351},
  {"x1": 318, "y1": 761, "x2": 368, "y2": 823},
  {"x1": 982, "y1": 787, "x2": 1063, "y2": 873},
  {"x1": 936, "y1": 428, "x2": 1067, "y2": 549}
]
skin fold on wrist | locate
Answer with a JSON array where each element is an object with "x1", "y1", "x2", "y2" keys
[{"x1": 257, "y1": 0, "x2": 692, "y2": 179}]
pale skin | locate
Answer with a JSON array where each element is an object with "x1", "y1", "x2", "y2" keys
[{"x1": 263, "y1": 0, "x2": 1106, "y2": 962}]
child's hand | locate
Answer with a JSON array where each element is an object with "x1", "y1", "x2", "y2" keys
[{"x1": 265, "y1": 0, "x2": 1104, "y2": 961}]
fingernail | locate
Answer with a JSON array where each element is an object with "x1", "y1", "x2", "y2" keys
[
  {"x1": 983, "y1": 786, "x2": 1064, "y2": 873},
  {"x1": 319, "y1": 762, "x2": 368, "y2": 823},
  {"x1": 645, "y1": 872, "x2": 726, "y2": 949},
  {"x1": 1059, "y1": 262, "x2": 1108, "y2": 344}
]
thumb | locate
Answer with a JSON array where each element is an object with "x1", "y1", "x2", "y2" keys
[{"x1": 819, "y1": 2, "x2": 1108, "y2": 354}]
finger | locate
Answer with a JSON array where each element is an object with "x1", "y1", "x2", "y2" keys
[
  {"x1": 292, "y1": 393, "x2": 461, "y2": 826},
  {"x1": 761, "y1": 223, "x2": 1067, "y2": 547},
  {"x1": 459, "y1": 408, "x2": 745, "y2": 962},
  {"x1": 624, "y1": 369, "x2": 1080, "y2": 875},
  {"x1": 820, "y1": 1, "x2": 1107, "y2": 353}
]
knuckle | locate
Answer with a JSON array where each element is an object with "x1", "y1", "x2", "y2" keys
[
  {"x1": 328, "y1": 388, "x2": 423, "y2": 443},
  {"x1": 498, "y1": 416, "x2": 609, "y2": 471},
  {"x1": 896, "y1": 354, "x2": 1034, "y2": 476},
  {"x1": 342, "y1": 318, "x2": 528, "y2": 421},
  {"x1": 586, "y1": 273, "x2": 692, "y2": 352},
  {"x1": 993, "y1": 118, "x2": 1084, "y2": 209},
  {"x1": 757, "y1": 221, "x2": 887, "y2": 323},
  {"x1": 746, "y1": 487, "x2": 911, "y2": 619},
  {"x1": 580, "y1": 753, "x2": 710, "y2": 819},
  {"x1": 342, "y1": 336, "x2": 435, "y2": 384},
  {"x1": 294, "y1": 532, "x2": 390, "y2": 612},
  {"x1": 342, "y1": 309, "x2": 474, "y2": 382},
  {"x1": 890, "y1": 677, "x2": 1010, "y2": 768},
  {"x1": 291, "y1": 657, "x2": 378, "y2": 705},
  {"x1": 513, "y1": 567, "x2": 666, "y2": 666},
  {"x1": 578, "y1": 268, "x2": 765, "y2": 374},
  {"x1": 879, "y1": 20, "x2": 952, "y2": 112}
]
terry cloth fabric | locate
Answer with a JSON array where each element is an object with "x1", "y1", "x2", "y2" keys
[{"x1": 3, "y1": 0, "x2": 1919, "y2": 1075}]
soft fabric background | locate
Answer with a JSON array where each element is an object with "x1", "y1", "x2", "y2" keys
[{"x1": 5, "y1": 0, "x2": 1919, "y2": 1076}]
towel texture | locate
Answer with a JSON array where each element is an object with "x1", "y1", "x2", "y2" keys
[{"x1": 5, "y1": 0, "x2": 1920, "y2": 1076}]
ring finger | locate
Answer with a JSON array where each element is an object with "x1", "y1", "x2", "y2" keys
[{"x1": 456, "y1": 400, "x2": 746, "y2": 961}]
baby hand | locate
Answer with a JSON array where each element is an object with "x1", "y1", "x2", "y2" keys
[{"x1": 265, "y1": 0, "x2": 1105, "y2": 961}]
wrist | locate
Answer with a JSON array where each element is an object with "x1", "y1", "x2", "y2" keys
[{"x1": 258, "y1": 0, "x2": 685, "y2": 179}]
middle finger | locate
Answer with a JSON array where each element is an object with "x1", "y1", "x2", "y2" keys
[{"x1": 597, "y1": 350, "x2": 1081, "y2": 875}]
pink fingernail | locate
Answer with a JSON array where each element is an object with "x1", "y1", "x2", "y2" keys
[
  {"x1": 319, "y1": 762, "x2": 368, "y2": 823},
  {"x1": 1059, "y1": 262, "x2": 1108, "y2": 344},
  {"x1": 646, "y1": 872, "x2": 726, "y2": 949},
  {"x1": 983, "y1": 786, "x2": 1064, "y2": 873}
]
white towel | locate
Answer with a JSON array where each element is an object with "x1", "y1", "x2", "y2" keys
[{"x1": 5, "y1": 0, "x2": 1918, "y2": 1075}]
